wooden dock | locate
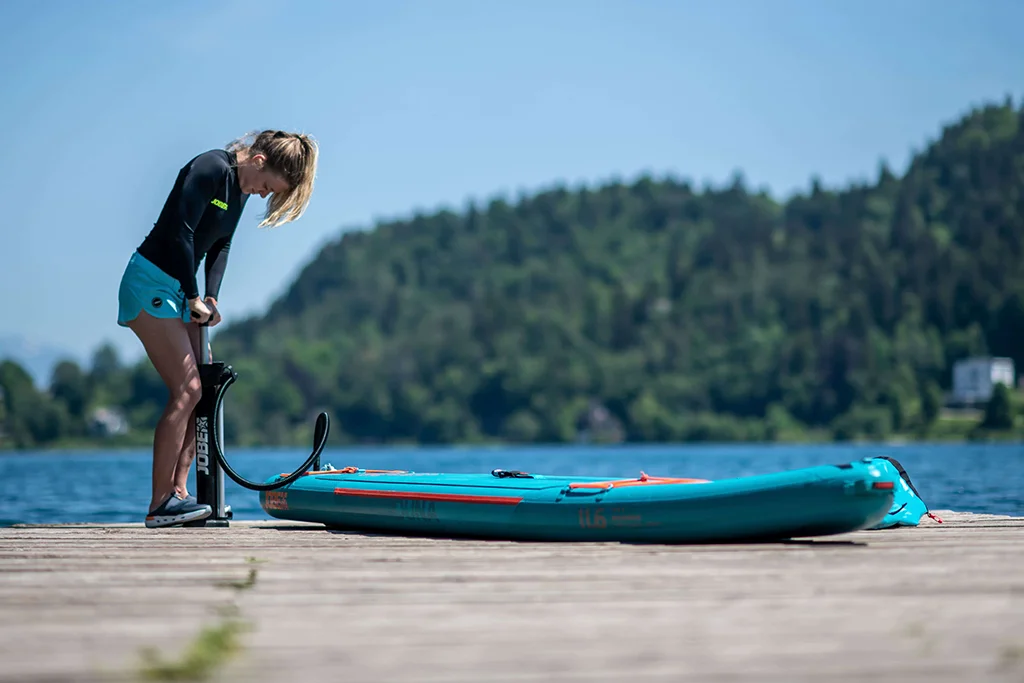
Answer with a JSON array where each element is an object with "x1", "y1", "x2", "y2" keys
[{"x1": 2, "y1": 511, "x2": 1022, "y2": 683}]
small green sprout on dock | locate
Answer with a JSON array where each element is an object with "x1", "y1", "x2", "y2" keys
[
  {"x1": 996, "y1": 642, "x2": 1024, "y2": 672},
  {"x1": 137, "y1": 617, "x2": 250, "y2": 682},
  {"x1": 134, "y1": 558, "x2": 265, "y2": 681},
  {"x1": 214, "y1": 557, "x2": 265, "y2": 592}
]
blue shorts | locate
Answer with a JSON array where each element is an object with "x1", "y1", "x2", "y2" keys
[{"x1": 117, "y1": 251, "x2": 191, "y2": 327}]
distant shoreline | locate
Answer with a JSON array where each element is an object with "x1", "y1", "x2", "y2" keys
[{"x1": 2, "y1": 431, "x2": 1020, "y2": 455}]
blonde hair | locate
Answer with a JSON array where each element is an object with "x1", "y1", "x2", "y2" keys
[{"x1": 226, "y1": 130, "x2": 319, "y2": 227}]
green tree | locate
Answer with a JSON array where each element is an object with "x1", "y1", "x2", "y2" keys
[
  {"x1": 981, "y1": 383, "x2": 1014, "y2": 430},
  {"x1": 51, "y1": 360, "x2": 89, "y2": 422}
]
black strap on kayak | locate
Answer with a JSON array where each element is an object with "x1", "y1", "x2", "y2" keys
[
  {"x1": 873, "y1": 456, "x2": 924, "y2": 500},
  {"x1": 491, "y1": 469, "x2": 533, "y2": 479}
]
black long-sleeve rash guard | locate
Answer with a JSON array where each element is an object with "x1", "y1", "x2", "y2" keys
[{"x1": 136, "y1": 149, "x2": 248, "y2": 302}]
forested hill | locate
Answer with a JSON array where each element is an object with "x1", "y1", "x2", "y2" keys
[
  {"x1": 205, "y1": 99, "x2": 1024, "y2": 445},
  {"x1": 2, "y1": 99, "x2": 1023, "y2": 449}
]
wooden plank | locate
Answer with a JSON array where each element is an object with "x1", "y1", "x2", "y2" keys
[{"x1": 1, "y1": 511, "x2": 1022, "y2": 682}]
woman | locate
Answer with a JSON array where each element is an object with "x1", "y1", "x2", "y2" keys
[{"x1": 116, "y1": 130, "x2": 319, "y2": 528}]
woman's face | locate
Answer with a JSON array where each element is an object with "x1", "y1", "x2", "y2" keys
[{"x1": 239, "y1": 153, "x2": 290, "y2": 198}]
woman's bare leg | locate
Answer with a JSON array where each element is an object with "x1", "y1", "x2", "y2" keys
[
  {"x1": 127, "y1": 311, "x2": 203, "y2": 512},
  {"x1": 172, "y1": 323, "x2": 204, "y2": 499}
]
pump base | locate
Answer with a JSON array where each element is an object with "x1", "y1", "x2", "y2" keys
[
  {"x1": 183, "y1": 518, "x2": 232, "y2": 528},
  {"x1": 183, "y1": 504, "x2": 233, "y2": 527}
]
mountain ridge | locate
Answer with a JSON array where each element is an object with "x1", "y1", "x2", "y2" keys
[
  {"x1": 202, "y1": 96, "x2": 1023, "y2": 445},
  {"x1": 2, "y1": 96, "x2": 1022, "y2": 448}
]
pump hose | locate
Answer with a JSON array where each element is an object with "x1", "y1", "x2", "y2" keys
[{"x1": 207, "y1": 370, "x2": 330, "y2": 492}]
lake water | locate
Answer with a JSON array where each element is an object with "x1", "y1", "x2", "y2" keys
[{"x1": 0, "y1": 442, "x2": 1021, "y2": 526}]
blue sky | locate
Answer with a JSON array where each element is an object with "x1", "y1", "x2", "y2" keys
[{"x1": 1, "y1": 0, "x2": 1022, "y2": 378}]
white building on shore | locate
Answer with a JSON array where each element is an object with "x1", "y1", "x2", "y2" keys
[{"x1": 951, "y1": 357, "x2": 1015, "y2": 405}]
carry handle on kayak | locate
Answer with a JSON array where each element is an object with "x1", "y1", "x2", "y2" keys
[
  {"x1": 562, "y1": 486, "x2": 606, "y2": 497},
  {"x1": 567, "y1": 472, "x2": 711, "y2": 492}
]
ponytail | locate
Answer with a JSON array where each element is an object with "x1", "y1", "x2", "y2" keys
[{"x1": 226, "y1": 130, "x2": 319, "y2": 228}]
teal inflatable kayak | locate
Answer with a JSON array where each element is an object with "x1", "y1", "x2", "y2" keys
[{"x1": 258, "y1": 457, "x2": 901, "y2": 543}]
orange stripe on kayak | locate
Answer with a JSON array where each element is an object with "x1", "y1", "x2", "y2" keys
[
  {"x1": 333, "y1": 488, "x2": 523, "y2": 505},
  {"x1": 872, "y1": 481, "x2": 895, "y2": 490}
]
